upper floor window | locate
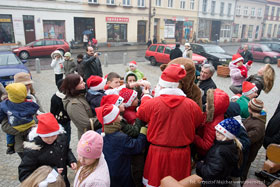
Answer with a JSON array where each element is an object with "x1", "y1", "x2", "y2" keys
[
  {"x1": 168, "y1": 0, "x2": 173, "y2": 8},
  {"x1": 88, "y1": 0, "x2": 98, "y2": 3},
  {"x1": 236, "y1": 5, "x2": 241, "y2": 15},
  {"x1": 227, "y1": 3, "x2": 232, "y2": 16},
  {"x1": 106, "y1": 0, "x2": 115, "y2": 5},
  {"x1": 190, "y1": 0, "x2": 195, "y2": 10},
  {"x1": 211, "y1": 1, "x2": 216, "y2": 15},
  {"x1": 155, "y1": 0, "x2": 161, "y2": 6},
  {"x1": 220, "y1": 2, "x2": 224, "y2": 16},
  {"x1": 123, "y1": 0, "x2": 131, "y2": 6},
  {"x1": 244, "y1": 6, "x2": 248, "y2": 16},
  {"x1": 180, "y1": 0, "x2": 186, "y2": 9},
  {"x1": 138, "y1": 0, "x2": 145, "y2": 7},
  {"x1": 271, "y1": 7, "x2": 275, "y2": 17},
  {"x1": 277, "y1": 8, "x2": 280, "y2": 20},
  {"x1": 202, "y1": 0, "x2": 207, "y2": 12},
  {"x1": 257, "y1": 8, "x2": 262, "y2": 17},
  {"x1": 251, "y1": 7, "x2": 255, "y2": 17}
]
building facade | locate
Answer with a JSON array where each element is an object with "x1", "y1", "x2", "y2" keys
[
  {"x1": 232, "y1": 0, "x2": 266, "y2": 42},
  {"x1": 262, "y1": 0, "x2": 280, "y2": 39}
]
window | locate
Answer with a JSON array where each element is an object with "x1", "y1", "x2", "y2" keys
[
  {"x1": 277, "y1": 8, "x2": 280, "y2": 20},
  {"x1": 220, "y1": 25, "x2": 230, "y2": 38},
  {"x1": 265, "y1": 6, "x2": 269, "y2": 19},
  {"x1": 138, "y1": 0, "x2": 145, "y2": 7},
  {"x1": 45, "y1": 40, "x2": 56, "y2": 46},
  {"x1": 0, "y1": 14, "x2": 15, "y2": 44},
  {"x1": 149, "y1": 45, "x2": 157, "y2": 51},
  {"x1": 164, "y1": 47, "x2": 171, "y2": 54},
  {"x1": 106, "y1": 0, "x2": 115, "y2": 5},
  {"x1": 155, "y1": 0, "x2": 161, "y2": 6},
  {"x1": 88, "y1": 0, "x2": 98, "y2": 3},
  {"x1": 34, "y1": 40, "x2": 44, "y2": 47},
  {"x1": 253, "y1": 46, "x2": 262, "y2": 52},
  {"x1": 211, "y1": 1, "x2": 216, "y2": 15},
  {"x1": 236, "y1": 5, "x2": 241, "y2": 16},
  {"x1": 248, "y1": 25, "x2": 253, "y2": 38},
  {"x1": 190, "y1": 0, "x2": 195, "y2": 10},
  {"x1": 233, "y1": 24, "x2": 239, "y2": 37},
  {"x1": 107, "y1": 23, "x2": 127, "y2": 42},
  {"x1": 180, "y1": 0, "x2": 186, "y2": 9},
  {"x1": 123, "y1": 0, "x2": 131, "y2": 6},
  {"x1": 202, "y1": 0, "x2": 207, "y2": 12},
  {"x1": 257, "y1": 8, "x2": 262, "y2": 17},
  {"x1": 244, "y1": 6, "x2": 248, "y2": 16},
  {"x1": 157, "y1": 46, "x2": 164, "y2": 53},
  {"x1": 271, "y1": 7, "x2": 275, "y2": 19},
  {"x1": 268, "y1": 24, "x2": 272, "y2": 37},
  {"x1": 251, "y1": 8, "x2": 255, "y2": 17},
  {"x1": 220, "y1": 2, "x2": 224, "y2": 16},
  {"x1": 56, "y1": 41, "x2": 64, "y2": 45},
  {"x1": 227, "y1": 3, "x2": 231, "y2": 16},
  {"x1": 168, "y1": 0, "x2": 173, "y2": 8}
]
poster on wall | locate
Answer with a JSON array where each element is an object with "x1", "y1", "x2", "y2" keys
[
  {"x1": 164, "y1": 24, "x2": 175, "y2": 38},
  {"x1": 43, "y1": 20, "x2": 65, "y2": 39}
]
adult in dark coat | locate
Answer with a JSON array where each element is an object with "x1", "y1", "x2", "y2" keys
[
  {"x1": 82, "y1": 46, "x2": 103, "y2": 81},
  {"x1": 170, "y1": 43, "x2": 183, "y2": 60},
  {"x1": 147, "y1": 39, "x2": 152, "y2": 47},
  {"x1": 153, "y1": 36, "x2": 157, "y2": 44},
  {"x1": 239, "y1": 44, "x2": 253, "y2": 63}
]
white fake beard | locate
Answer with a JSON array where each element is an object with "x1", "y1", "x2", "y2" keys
[{"x1": 154, "y1": 84, "x2": 161, "y2": 97}]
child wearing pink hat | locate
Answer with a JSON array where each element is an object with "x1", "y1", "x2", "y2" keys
[
  {"x1": 74, "y1": 130, "x2": 110, "y2": 187},
  {"x1": 18, "y1": 113, "x2": 77, "y2": 187}
]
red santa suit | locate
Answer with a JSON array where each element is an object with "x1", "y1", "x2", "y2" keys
[{"x1": 137, "y1": 64, "x2": 203, "y2": 187}]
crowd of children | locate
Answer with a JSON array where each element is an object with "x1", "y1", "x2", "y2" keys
[{"x1": 0, "y1": 51, "x2": 276, "y2": 187}]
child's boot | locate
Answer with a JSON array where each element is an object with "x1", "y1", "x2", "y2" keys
[{"x1": 6, "y1": 144, "x2": 15, "y2": 154}]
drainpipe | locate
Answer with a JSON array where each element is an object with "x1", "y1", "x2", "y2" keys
[
  {"x1": 148, "y1": 0, "x2": 152, "y2": 40},
  {"x1": 231, "y1": 0, "x2": 238, "y2": 42}
]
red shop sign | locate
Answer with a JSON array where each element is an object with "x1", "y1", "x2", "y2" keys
[{"x1": 106, "y1": 17, "x2": 129, "y2": 22}]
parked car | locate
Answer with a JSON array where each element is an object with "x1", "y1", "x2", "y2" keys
[
  {"x1": 259, "y1": 42, "x2": 280, "y2": 53},
  {"x1": 0, "y1": 51, "x2": 30, "y2": 87},
  {"x1": 190, "y1": 43, "x2": 232, "y2": 69},
  {"x1": 237, "y1": 43, "x2": 280, "y2": 64},
  {"x1": 12, "y1": 38, "x2": 70, "y2": 60},
  {"x1": 145, "y1": 44, "x2": 207, "y2": 67}
]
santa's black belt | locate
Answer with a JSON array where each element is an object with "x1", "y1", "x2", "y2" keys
[{"x1": 151, "y1": 143, "x2": 188, "y2": 148}]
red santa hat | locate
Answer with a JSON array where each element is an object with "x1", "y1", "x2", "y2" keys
[
  {"x1": 232, "y1": 53, "x2": 244, "y2": 65},
  {"x1": 100, "y1": 94, "x2": 124, "y2": 107},
  {"x1": 87, "y1": 75, "x2": 106, "y2": 91},
  {"x1": 158, "y1": 64, "x2": 186, "y2": 88},
  {"x1": 242, "y1": 81, "x2": 258, "y2": 96},
  {"x1": 129, "y1": 61, "x2": 137, "y2": 68},
  {"x1": 119, "y1": 88, "x2": 138, "y2": 107},
  {"x1": 36, "y1": 113, "x2": 61, "y2": 137},
  {"x1": 95, "y1": 104, "x2": 120, "y2": 137}
]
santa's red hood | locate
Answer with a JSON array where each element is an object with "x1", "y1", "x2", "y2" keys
[{"x1": 159, "y1": 95, "x2": 186, "y2": 108}]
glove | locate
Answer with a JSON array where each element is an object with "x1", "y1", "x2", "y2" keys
[
  {"x1": 241, "y1": 70, "x2": 247, "y2": 77},
  {"x1": 247, "y1": 60, "x2": 253, "y2": 66},
  {"x1": 140, "y1": 127, "x2": 147, "y2": 136}
]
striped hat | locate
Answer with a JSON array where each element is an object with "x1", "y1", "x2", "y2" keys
[{"x1": 248, "y1": 98, "x2": 263, "y2": 113}]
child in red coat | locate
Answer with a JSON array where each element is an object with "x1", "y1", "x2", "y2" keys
[{"x1": 119, "y1": 88, "x2": 138, "y2": 125}]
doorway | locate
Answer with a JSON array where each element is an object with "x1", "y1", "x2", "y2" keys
[
  {"x1": 23, "y1": 15, "x2": 35, "y2": 44},
  {"x1": 210, "y1": 21, "x2": 221, "y2": 41},
  {"x1": 74, "y1": 17, "x2": 95, "y2": 43},
  {"x1": 241, "y1": 24, "x2": 246, "y2": 39},
  {"x1": 137, "y1": 21, "x2": 146, "y2": 43}
]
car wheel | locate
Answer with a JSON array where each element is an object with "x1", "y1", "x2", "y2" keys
[
  {"x1": 19, "y1": 51, "x2": 29, "y2": 60},
  {"x1": 150, "y1": 57, "x2": 157, "y2": 66},
  {"x1": 263, "y1": 57, "x2": 272, "y2": 64},
  {"x1": 58, "y1": 49, "x2": 65, "y2": 56}
]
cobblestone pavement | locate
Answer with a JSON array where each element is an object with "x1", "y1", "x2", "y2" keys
[{"x1": 0, "y1": 60, "x2": 278, "y2": 186}]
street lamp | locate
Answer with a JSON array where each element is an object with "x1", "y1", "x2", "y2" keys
[{"x1": 148, "y1": 0, "x2": 156, "y2": 39}]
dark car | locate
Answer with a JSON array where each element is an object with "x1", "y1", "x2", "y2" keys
[
  {"x1": 260, "y1": 42, "x2": 280, "y2": 53},
  {"x1": 0, "y1": 51, "x2": 30, "y2": 87},
  {"x1": 190, "y1": 43, "x2": 232, "y2": 69},
  {"x1": 12, "y1": 38, "x2": 70, "y2": 59}
]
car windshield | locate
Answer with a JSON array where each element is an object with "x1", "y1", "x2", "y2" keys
[
  {"x1": 262, "y1": 45, "x2": 272, "y2": 52},
  {"x1": 26, "y1": 42, "x2": 34, "y2": 46},
  {"x1": 204, "y1": 46, "x2": 225, "y2": 53},
  {"x1": 0, "y1": 53, "x2": 21, "y2": 66}
]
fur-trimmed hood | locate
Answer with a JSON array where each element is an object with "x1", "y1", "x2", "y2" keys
[
  {"x1": 28, "y1": 124, "x2": 65, "y2": 141},
  {"x1": 23, "y1": 141, "x2": 42, "y2": 150},
  {"x1": 206, "y1": 88, "x2": 229, "y2": 122}
]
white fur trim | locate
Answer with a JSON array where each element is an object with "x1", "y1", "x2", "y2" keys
[
  {"x1": 115, "y1": 96, "x2": 124, "y2": 106},
  {"x1": 90, "y1": 79, "x2": 106, "y2": 91},
  {"x1": 233, "y1": 115, "x2": 245, "y2": 128},
  {"x1": 28, "y1": 125, "x2": 65, "y2": 141},
  {"x1": 142, "y1": 177, "x2": 156, "y2": 187},
  {"x1": 215, "y1": 124, "x2": 236, "y2": 140},
  {"x1": 159, "y1": 88, "x2": 186, "y2": 97},
  {"x1": 55, "y1": 91, "x2": 65, "y2": 99},
  {"x1": 158, "y1": 78, "x2": 179, "y2": 88},
  {"x1": 124, "y1": 90, "x2": 138, "y2": 107},
  {"x1": 231, "y1": 57, "x2": 244, "y2": 64},
  {"x1": 103, "y1": 105, "x2": 120, "y2": 124},
  {"x1": 101, "y1": 132, "x2": 105, "y2": 137},
  {"x1": 141, "y1": 94, "x2": 153, "y2": 100},
  {"x1": 23, "y1": 141, "x2": 41, "y2": 150},
  {"x1": 180, "y1": 65, "x2": 185, "y2": 69},
  {"x1": 129, "y1": 63, "x2": 137, "y2": 67},
  {"x1": 242, "y1": 86, "x2": 258, "y2": 96}
]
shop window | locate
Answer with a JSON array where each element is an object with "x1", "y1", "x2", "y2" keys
[
  {"x1": 198, "y1": 19, "x2": 210, "y2": 38},
  {"x1": 43, "y1": 20, "x2": 65, "y2": 39},
  {"x1": 107, "y1": 23, "x2": 127, "y2": 42},
  {"x1": 220, "y1": 25, "x2": 230, "y2": 38},
  {"x1": 0, "y1": 14, "x2": 15, "y2": 44},
  {"x1": 232, "y1": 24, "x2": 239, "y2": 38},
  {"x1": 248, "y1": 25, "x2": 253, "y2": 38},
  {"x1": 164, "y1": 20, "x2": 175, "y2": 38}
]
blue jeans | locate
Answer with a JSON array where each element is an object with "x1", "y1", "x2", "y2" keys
[{"x1": 6, "y1": 134, "x2": 15, "y2": 146}]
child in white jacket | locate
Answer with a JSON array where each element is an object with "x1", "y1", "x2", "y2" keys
[{"x1": 51, "y1": 50, "x2": 64, "y2": 85}]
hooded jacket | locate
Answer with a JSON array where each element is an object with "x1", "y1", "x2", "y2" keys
[
  {"x1": 194, "y1": 89, "x2": 229, "y2": 156},
  {"x1": 86, "y1": 89, "x2": 106, "y2": 116},
  {"x1": 63, "y1": 58, "x2": 76, "y2": 75},
  {"x1": 50, "y1": 91, "x2": 70, "y2": 125},
  {"x1": 236, "y1": 95, "x2": 250, "y2": 119},
  {"x1": 50, "y1": 50, "x2": 64, "y2": 74},
  {"x1": 229, "y1": 61, "x2": 251, "y2": 86}
]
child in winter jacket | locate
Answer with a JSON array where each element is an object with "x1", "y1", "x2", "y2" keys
[
  {"x1": 229, "y1": 53, "x2": 252, "y2": 94},
  {"x1": 0, "y1": 83, "x2": 39, "y2": 154},
  {"x1": 50, "y1": 79, "x2": 71, "y2": 143},
  {"x1": 196, "y1": 118, "x2": 243, "y2": 187},
  {"x1": 18, "y1": 113, "x2": 77, "y2": 187},
  {"x1": 95, "y1": 104, "x2": 147, "y2": 187},
  {"x1": 74, "y1": 131, "x2": 110, "y2": 187},
  {"x1": 127, "y1": 61, "x2": 145, "y2": 80},
  {"x1": 63, "y1": 52, "x2": 76, "y2": 76},
  {"x1": 76, "y1": 54, "x2": 84, "y2": 78},
  {"x1": 51, "y1": 50, "x2": 64, "y2": 85}
]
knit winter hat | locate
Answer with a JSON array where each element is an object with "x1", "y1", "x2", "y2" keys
[
  {"x1": 64, "y1": 52, "x2": 71, "y2": 58},
  {"x1": 248, "y1": 98, "x2": 264, "y2": 113},
  {"x1": 215, "y1": 118, "x2": 241, "y2": 140},
  {"x1": 14, "y1": 72, "x2": 33, "y2": 85},
  {"x1": 100, "y1": 94, "x2": 124, "y2": 107},
  {"x1": 86, "y1": 75, "x2": 106, "y2": 91},
  {"x1": 129, "y1": 61, "x2": 137, "y2": 68},
  {"x1": 185, "y1": 43, "x2": 190, "y2": 47},
  {"x1": 158, "y1": 64, "x2": 186, "y2": 88},
  {"x1": 5, "y1": 83, "x2": 27, "y2": 103},
  {"x1": 119, "y1": 88, "x2": 138, "y2": 107},
  {"x1": 36, "y1": 113, "x2": 60, "y2": 137},
  {"x1": 242, "y1": 81, "x2": 258, "y2": 96},
  {"x1": 77, "y1": 130, "x2": 103, "y2": 159},
  {"x1": 95, "y1": 104, "x2": 120, "y2": 136},
  {"x1": 232, "y1": 53, "x2": 244, "y2": 65}
]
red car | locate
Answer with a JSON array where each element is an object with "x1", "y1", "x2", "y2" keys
[
  {"x1": 145, "y1": 44, "x2": 207, "y2": 66},
  {"x1": 12, "y1": 39, "x2": 70, "y2": 59},
  {"x1": 237, "y1": 43, "x2": 280, "y2": 64}
]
